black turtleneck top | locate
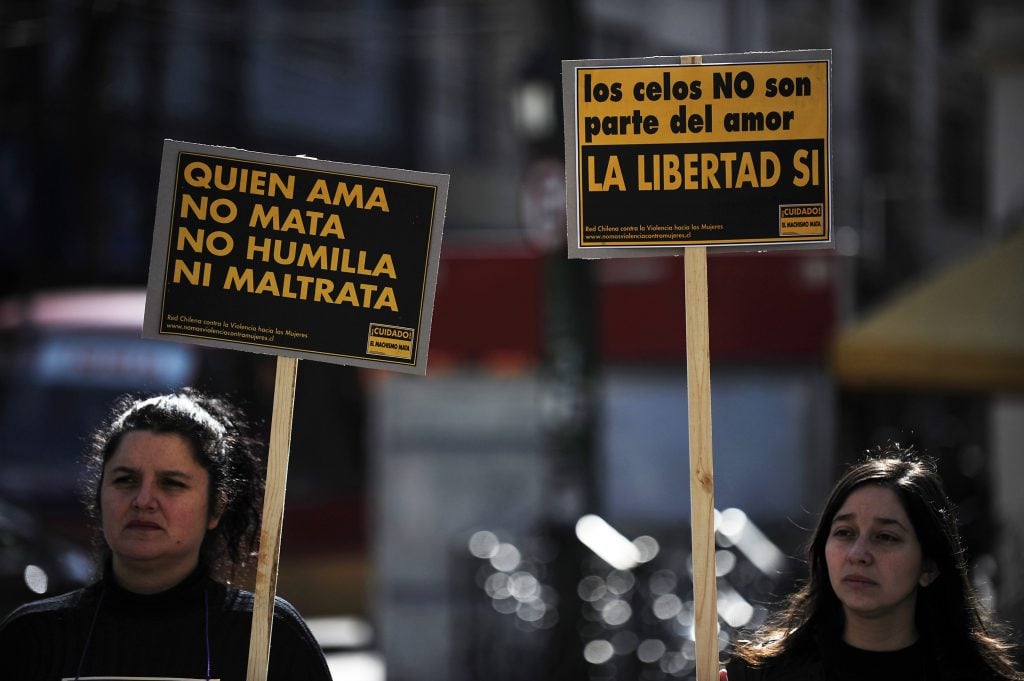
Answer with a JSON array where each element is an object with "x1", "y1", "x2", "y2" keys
[
  {"x1": 0, "y1": 566, "x2": 332, "y2": 681},
  {"x1": 725, "y1": 637, "x2": 1006, "y2": 681}
]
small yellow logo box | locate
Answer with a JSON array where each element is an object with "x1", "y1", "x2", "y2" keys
[
  {"x1": 779, "y1": 203, "x2": 824, "y2": 236},
  {"x1": 366, "y1": 323, "x2": 415, "y2": 360}
]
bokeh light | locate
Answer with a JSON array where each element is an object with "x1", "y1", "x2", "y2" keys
[
  {"x1": 468, "y1": 530, "x2": 500, "y2": 559},
  {"x1": 583, "y1": 639, "x2": 615, "y2": 664}
]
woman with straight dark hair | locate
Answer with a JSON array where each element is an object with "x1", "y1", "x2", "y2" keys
[
  {"x1": 0, "y1": 389, "x2": 332, "y2": 680},
  {"x1": 722, "y1": 443, "x2": 1022, "y2": 681}
]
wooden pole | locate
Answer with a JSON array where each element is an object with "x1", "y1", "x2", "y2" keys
[
  {"x1": 246, "y1": 356, "x2": 299, "y2": 680},
  {"x1": 684, "y1": 245, "x2": 718, "y2": 681}
]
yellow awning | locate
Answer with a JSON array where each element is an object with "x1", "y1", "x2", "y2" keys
[{"x1": 832, "y1": 230, "x2": 1024, "y2": 392}]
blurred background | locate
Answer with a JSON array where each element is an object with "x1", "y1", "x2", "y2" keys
[{"x1": 1, "y1": 1, "x2": 1022, "y2": 679}]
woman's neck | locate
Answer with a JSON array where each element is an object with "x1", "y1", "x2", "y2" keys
[
  {"x1": 111, "y1": 555, "x2": 200, "y2": 594},
  {"x1": 842, "y1": 612, "x2": 919, "y2": 652}
]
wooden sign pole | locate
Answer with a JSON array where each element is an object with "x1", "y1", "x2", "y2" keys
[
  {"x1": 246, "y1": 356, "x2": 299, "y2": 680},
  {"x1": 684, "y1": 246, "x2": 718, "y2": 681},
  {"x1": 677, "y1": 51, "x2": 719, "y2": 681}
]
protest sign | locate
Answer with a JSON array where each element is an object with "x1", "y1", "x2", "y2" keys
[
  {"x1": 562, "y1": 51, "x2": 832, "y2": 681},
  {"x1": 144, "y1": 140, "x2": 448, "y2": 375},
  {"x1": 563, "y1": 50, "x2": 831, "y2": 257},
  {"x1": 142, "y1": 140, "x2": 448, "y2": 680}
]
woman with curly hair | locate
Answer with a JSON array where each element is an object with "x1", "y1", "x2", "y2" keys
[
  {"x1": 0, "y1": 389, "x2": 331, "y2": 680},
  {"x1": 722, "y1": 444, "x2": 1022, "y2": 681}
]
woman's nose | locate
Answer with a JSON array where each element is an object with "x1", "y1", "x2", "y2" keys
[
  {"x1": 848, "y1": 537, "x2": 872, "y2": 564},
  {"x1": 132, "y1": 480, "x2": 157, "y2": 509}
]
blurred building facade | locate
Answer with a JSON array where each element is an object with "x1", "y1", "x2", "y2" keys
[{"x1": 1, "y1": 1, "x2": 1022, "y2": 680}]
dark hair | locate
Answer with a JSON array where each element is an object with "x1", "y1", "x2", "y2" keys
[
  {"x1": 83, "y1": 389, "x2": 264, "y2": 583},
  {"x1": 731, "y1": 442, "x2": 1021, "y2": 680}
]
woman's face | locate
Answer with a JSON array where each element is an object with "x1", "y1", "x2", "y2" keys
[
  {"x1": 101, "y1": 430, "x2": 220, "y2": 585},
  {"x1": 825, "y1": 484, "x2": 934, "y2": 630}
]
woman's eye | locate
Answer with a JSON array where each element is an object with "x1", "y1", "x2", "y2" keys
[
  {"x1": 877, "y1": 533, "x2": 900, "y2": 543},
  {"x1": 831, "y1": 527, "x2": 853, "y2": 538}
]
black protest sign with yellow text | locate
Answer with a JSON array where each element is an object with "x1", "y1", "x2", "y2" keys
[
  {"x1": 144, "y1": 141, "x2": 448, "y2": 374},
  {"x1": 564, "y1": 53, "x2": 831, "y2": 255}
]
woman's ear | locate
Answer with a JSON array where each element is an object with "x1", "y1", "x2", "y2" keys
[
  {"x1": 207, "y1": 502, "x2": 224, "y2": 530},
  {"x1": 919, "y1": 560, "x2": 940, "y2": 587}
]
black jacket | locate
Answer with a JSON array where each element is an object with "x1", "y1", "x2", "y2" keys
[{"x1": 0, "y1": 566, "x2": 332, "y2": 681}]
